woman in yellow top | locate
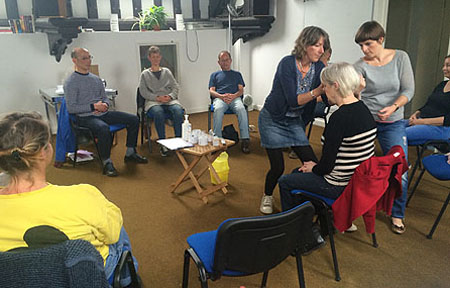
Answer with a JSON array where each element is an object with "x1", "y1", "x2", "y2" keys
[{"x1": 0, "y1": 112, "x2": 137, "y2": 286}]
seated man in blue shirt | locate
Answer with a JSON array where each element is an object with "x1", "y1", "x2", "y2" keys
[
  {"x1": 209, "y1": 51, "x2": 250, "y2": 153},
  {"x1": 65, "y1": 48, "x2": 147, "y2": 177}
]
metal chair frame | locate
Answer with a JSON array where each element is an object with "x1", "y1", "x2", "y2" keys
[
  {"x1": 182, "y1": 202, "x2": 316, "y2": 288},
  {"x1": 406, "y1": 154, "x2": 450, "y2": 239}
]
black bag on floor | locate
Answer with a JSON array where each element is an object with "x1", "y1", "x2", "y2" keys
[{"x1": 222, "y1": 124, "x2": 239, "y2": 144}]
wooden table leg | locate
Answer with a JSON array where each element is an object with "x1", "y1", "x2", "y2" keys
[
  {"x1": 171, "y1": 147, "x2": 230, "y2": 204},
  {"x1": 170, "y1": 151, "x2": 202, "y2": 193},
  {"x1": 196, "y1": 151, "x2": 222, "y2": 179}
]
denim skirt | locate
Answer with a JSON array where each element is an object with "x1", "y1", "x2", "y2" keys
[{"x1": 258, "y1": 107, "x2": 309, "y2": 148}]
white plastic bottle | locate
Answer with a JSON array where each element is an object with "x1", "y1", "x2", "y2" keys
[{"x1": 182, "y1": 114, "x2": 192, "y2": 142}]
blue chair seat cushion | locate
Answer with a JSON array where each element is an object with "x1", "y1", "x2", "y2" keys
[
  {"x1": 109, "y1": 123, "x2": 126, "y2": 133},
  {"x1": 291, "y1": 189, "x2": 336, "y2": 206},
  {"x1": 187, "y1": 230, "x2": 245, "y2": 277},
  {"x1": 423, "y1": 154, "x2": 450, "y2": 181}
]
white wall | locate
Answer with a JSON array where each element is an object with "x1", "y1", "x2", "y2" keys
[
  {"x1": 0, "y1": 29, "x2": 227, "y2": 122},
  {"x1": 1, "y1": 0, "x2": 379, "y2": 126},
  {"x1": 243, "y1": 0, "x2": 374, "y2": 109}
]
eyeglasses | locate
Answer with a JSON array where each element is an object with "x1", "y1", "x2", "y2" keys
[{"x1": 78, "y1": 55, "x2": 93, "y2": 61}]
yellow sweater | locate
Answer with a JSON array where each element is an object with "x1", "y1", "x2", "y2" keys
[{"x1": 0, "y1": 183, "x2": 122, "y2": 263}]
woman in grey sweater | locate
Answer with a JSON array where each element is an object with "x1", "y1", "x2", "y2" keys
[{"x1": 353, "y1": 21, "x2": 415, "y2": 234}]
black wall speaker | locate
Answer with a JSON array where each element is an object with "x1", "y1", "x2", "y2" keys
[
  {"x1": 33, "y1": 0, "x2": 67, "y2": 17},
  {"x1": 243, "y1": 0, "x2": 270, "y2": 16},
  {"x1": 253, "y1": 0, "x2": 270, "y2": 15}
]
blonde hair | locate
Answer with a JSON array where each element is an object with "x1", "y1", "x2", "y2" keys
[
  {"x1": 0, "y1": 112, "x2": 50, "y2": 179},
  {"x1": 320, "y1": 62, "x2": 360, "y2": 98}
]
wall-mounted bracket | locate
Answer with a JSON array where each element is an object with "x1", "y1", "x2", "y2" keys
[{"x1": 35, "y1": 17, "x2": 88, "y2": 62}]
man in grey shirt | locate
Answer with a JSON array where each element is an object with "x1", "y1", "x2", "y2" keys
[{"x1": 65, "y1": 48, "x2": 147, "y2": 177}]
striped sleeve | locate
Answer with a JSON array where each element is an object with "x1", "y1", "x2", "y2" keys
[{"x1": 324, "y1": 127, "x2": 377, "y2": 186}]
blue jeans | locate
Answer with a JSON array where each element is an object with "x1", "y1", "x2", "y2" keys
[
  {"x1": 213, "y1": 97, "x2": 249, "y2": 139},
  {"x1": 403, "y1": 119, "x2": 450, "y2": 145},
  {"x1": 147, "y1": 104, "x2": 184, "y2": 139},
  {"x1": 104, "y1": 227, "x2": 138, "y2": 287},
  {"x1": 77, "y1": 111, "x2": 139, "y2": 160},
  {"x1": 279, "y1": 169, "x2": 345, "y2": 211},
  {"x1": 376, "y1": 121, "x2": 408, "y2": 218}
]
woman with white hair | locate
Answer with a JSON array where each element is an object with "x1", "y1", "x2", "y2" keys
[{"x1": 279, "y1": 62, "x2": 377, "y2": 211}]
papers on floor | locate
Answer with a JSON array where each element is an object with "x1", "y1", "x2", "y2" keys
[
  {"x1": 157, "y1": 137, "x2": 194, "y2": 150},
  {"x1": 67, "y1": 150, "x2": 94, "y2": 162}
]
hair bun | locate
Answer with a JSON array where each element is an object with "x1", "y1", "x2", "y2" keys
[{"x1": 11, "y1": 150, "x2": 21, "y2": 161}]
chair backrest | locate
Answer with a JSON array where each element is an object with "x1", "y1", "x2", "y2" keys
[
  {"x1": 0, "y1": 239, "x2": 108, "y2": 288},
  {"x1": 212, "y1": 201, "x2": 315, "y2": 277}
]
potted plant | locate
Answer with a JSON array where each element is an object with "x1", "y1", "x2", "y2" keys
[{"x1": 132, "y1": 5, "x2": 168, "y2": 31}]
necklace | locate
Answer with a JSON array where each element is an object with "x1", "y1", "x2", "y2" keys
[{"x1": 297, "y1": 60, "x2": 310, "y2": 74}]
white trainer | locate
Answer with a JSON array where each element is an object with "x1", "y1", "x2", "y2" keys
[
  {"x1": 260, "y1": 195, "x2": 273, "y2": 214},
  {"x1": 345, "y1": 223, "x2": 358, "y2": 233}
]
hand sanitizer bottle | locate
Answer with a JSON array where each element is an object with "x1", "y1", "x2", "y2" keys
[{"x1": 182, "y1": 114, "x2": 192, "y2": 142}]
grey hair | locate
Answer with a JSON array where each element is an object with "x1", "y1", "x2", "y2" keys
[{"x1": 320, "y1": 62, "x2": 360, "y2": 98}]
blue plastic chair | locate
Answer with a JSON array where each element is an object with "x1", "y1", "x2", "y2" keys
[
  {"x1": 182, "y1": 202, "x2": 315, "y2": 288},
  {"x1": 137, "y1": 88, "x2": 184, "y2": 152},
  {"x1": 407, "y1": 154, "x2": 450, "y2": 239},
  {"x1": 289, "y1": 190, "x2": 342, "y2": 282},
  {"x1": 0, "y1": 239, "x2": 140, "y2": 288},
  {"x1": 69, "y1": 115, "x2": 126, "y2": 169},
  {"x1": 407, "y1": 139, "x2": 450, "y2": 188}
]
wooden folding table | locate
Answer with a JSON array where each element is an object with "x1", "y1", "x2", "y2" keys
[{"x1": 170, "y1": 139, "x2": 234, "y2": 203}]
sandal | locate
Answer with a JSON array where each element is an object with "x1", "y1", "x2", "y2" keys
[{"x1": 391, "y1": 220, "x2": 406, "y2": 234}]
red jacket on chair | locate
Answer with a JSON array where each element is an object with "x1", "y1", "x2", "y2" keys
[{"x1": 332, "y1": 145, "x2": 409, "y2": 234}]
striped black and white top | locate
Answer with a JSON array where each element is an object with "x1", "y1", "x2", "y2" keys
[{"x1": 312, "y1": 101, "x2": 377, "y2": 186}]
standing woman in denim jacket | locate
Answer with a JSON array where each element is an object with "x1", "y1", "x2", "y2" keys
[
  {"x1": 258, "y1": 26, "x2": 329, "y2": 214},
  {"x1": 353, "y1": 21, "x2": 415, "y2": 234}
]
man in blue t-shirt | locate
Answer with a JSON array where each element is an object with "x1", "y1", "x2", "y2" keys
[{"x1": 209, "y1": 51, "x2": 250, "y2": 153}]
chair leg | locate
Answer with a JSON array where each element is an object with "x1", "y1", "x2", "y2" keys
[
  {"x1": 73, "y1": 141, "x2": 78, "y2": 167},
  {"x1": 295, "y1": 253, "x2": 306, "y2": 288},
  {"x1": 427, "y1": 192, "x2": 450, "y2": 239},
  {"x1": 307, "y1": 120, "x2": 314, "y2": 139},
  {"x1": 140, "y1": 113, "x2": 144, "y2": 146},
  {"x1": 208, "y1": 107, "x2": 212, "y2": 132},
  {"x1": 146, "y1": 118, "x2": 152, "y2": 153},
  {"x1": 406, "y1": 169, "x2": 426, "y2": 207},
  {"x1": 185, "y1": 248, "x2": 209, "y2": 288},
  {"x1": 325, "y1": 211, "x2": 340, "y2": 281},
  {"x1": 408, "y1": 145, "x2": 424, "y2": 188},
  {"x1": 182, "y1": 250, "x2": 191, "y2": 288},
  {"x1": 371, "y1": 233, "x2": 378, "y2": 248},
  {"x1": 327, "y1": 219, "x2": 341, "y2": 281},
  {"x1": 113, "y1": 250, "x2": 140, "y2": 288},
  {"x1": 261, "y1": 271, "x2": 269, "y2": 288},
  {"x1": 92, "y1": 136, "x2": 104, "y2": 169}
]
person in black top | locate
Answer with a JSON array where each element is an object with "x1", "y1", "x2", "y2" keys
[
  {"x1": 279, "y1": 62, "x2": 377, "y2": 211},
  {"x1": 406, "y1": 55, "x2": 450, "y2": 144}
]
